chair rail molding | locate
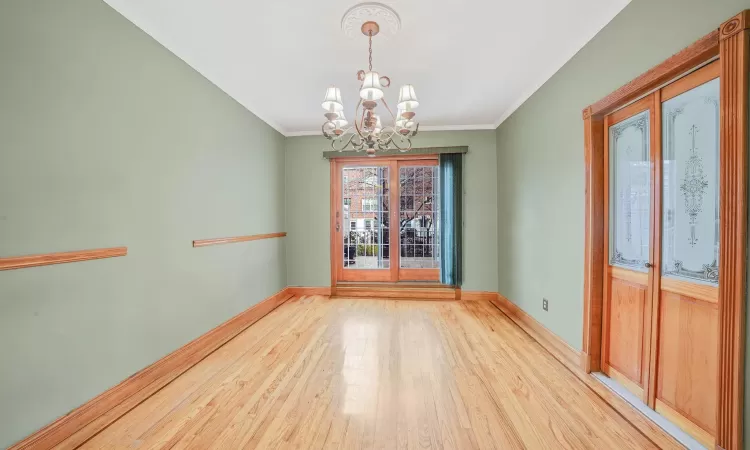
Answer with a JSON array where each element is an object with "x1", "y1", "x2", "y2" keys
[
  {"x1": 192, "y1": 232, "x2": 286, "y2": 247},
  {"x1": 0, "y1": 247, "x2": 127, "y2": 271}
]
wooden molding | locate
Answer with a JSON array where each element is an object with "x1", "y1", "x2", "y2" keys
[
  {"x1": 333, "y1": 285, "x2": 456, "y2": 300},
  {"x1": 286, "y1": 286, "x2": 332, "y2": 297},
  {"x1": 460, "y1": 291, "x2": 497, "y2": 301},
  {"x1": 716, "y1": 17, "x2": 749, "y2": 450},
  {"x1": 491, "y1": 294, "x2": 581, "y2": 370},
  {"x1": 9, "y1": 288, "x2": 293, "y2": 450},
  {"x1": 0, "y1": 247, "x2": 127, "y2": 271},
  {"x1": 720, "y1": 11, "x2": 750, "y2": 40},
  {"x1": 192, "y1": 232, "x2": 286, "y2": 248},
  {"x1": 584, "y1": 29, "x2": 719, "y2": 118},
  {"x1": 582, "y1": 109, "x2": 604, "y2": 374}
]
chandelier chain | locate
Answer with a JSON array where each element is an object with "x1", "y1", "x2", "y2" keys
[{"x1": 368, "y1": 31, "x2": 373, "y2": 72}]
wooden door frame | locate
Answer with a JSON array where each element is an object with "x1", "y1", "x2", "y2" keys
[
  {"x1": 581, "y1": 11, "x2": 749, "y2": 450},
  {"x1": 330, "y1": 154, "x2": 440, "y2": 288}
]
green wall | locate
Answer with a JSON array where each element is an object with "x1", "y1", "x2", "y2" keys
[
  {"x1": 495, "y1": 0, "x2": 750, "y2": 445},
  {"x1": 285, "y1": 131, "x2": 498, "y2": 292},
  {"x1": 0, "y1": 0, "x2": 286, "y2": 446},
  {"x1": 495, "y1": 0, "x2": 750, "y2": 351}
]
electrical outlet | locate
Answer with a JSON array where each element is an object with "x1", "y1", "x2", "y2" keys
[{"x1": 542, "y1": 298, "x2": 549, "y2": 311}]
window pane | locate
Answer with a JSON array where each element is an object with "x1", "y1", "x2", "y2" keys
[
  {"x1": 609, "y1": 110, "x2": 651, "y2": 271},
  {"x1": 662, "y1": 78, "x2": 719, "y2": 284},
  {"x1": 399, "y1": 165, "x2": 439, "y2": 269},
  {"x1": 342, "y1": 166, "x2": 390, "y2": 270}
]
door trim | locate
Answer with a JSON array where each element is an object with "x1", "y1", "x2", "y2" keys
[{"x1": 582, "y1": 11, "x2": 749, "y2": 450}]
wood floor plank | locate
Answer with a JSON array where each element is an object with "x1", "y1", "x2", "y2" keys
[{"x1": 80, "y1": 297, "x2": 659, "y2": 449}]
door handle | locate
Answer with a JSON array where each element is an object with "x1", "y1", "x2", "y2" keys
[
  {"x1": 336, "y1": 223, "x2": 340, "y2": 232},
  {"x1": 644, "y1": 262, "x2": 653, "y2": 268}
]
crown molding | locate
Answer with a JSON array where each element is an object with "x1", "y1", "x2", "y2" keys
[{"x1": 284, "y1": 124, "x2": 496, "y2": 137}]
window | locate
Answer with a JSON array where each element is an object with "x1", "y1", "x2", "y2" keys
[
  {"x1": 365, "y1": 219, "x2": 374, "y2": 230},
  {"x1": 343, "y1": 198, "x2": 351, "y2": 207},
  {"x1": 349, "y1": 220, "x2": 356, "y2": 230},
  {"x1": 362, "y1": 198, "x2": 377, "y2": 212}
]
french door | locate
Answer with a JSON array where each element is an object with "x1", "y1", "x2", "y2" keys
[
  {"x1": 602, "y1": 61, "x2": 720, "y2": 447},
  {"x1": 331, "y1": 156, "x2": 440, "y2": 283}
]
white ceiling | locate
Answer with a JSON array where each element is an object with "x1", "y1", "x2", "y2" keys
[{"x1": 103, "y1": 0, "x2": 630, "y2": 136}]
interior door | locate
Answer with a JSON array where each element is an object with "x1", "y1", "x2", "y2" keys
[
  {"x1": 650, "y1": 61, "x2": 720, "y2": 448},
  {"x1": 601, "y1": 61, "x2": 721, "y2": 448},
  {"x1": 602, "y1": 95, "x2": 657, "y2": 401}
]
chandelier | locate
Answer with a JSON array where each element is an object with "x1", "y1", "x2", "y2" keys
[{"x1": 321, "y1": 20, "x2": 420, "y2": 155}]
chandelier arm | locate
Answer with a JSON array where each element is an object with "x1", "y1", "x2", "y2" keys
[
  {"x1": 322, "y1": 121, "x2": 336, "y2": 139},
  {"x1": 388, "y1": 136, "x2": 413, "y2": 151},
  {"x1": 330, "y1": 133, "x2": 357, "y2": 152},
  {"x1": 354, "y1": 98, "x2": 364, "y2": 137}
]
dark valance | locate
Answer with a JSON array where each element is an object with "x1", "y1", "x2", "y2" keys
[{"x1": 323, "y1": 146, "x2": 468, "y2": 159}]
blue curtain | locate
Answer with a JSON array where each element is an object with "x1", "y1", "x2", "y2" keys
[{"x1": 439, "y1": 153, "x2": 463, "y2": 286}]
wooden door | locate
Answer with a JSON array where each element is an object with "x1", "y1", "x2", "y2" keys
[
  {"x1": 332, "y1": 156, "x2": 440, "y2": 284},
  {"x1": 396, "y1": 159, "x2": 440, "y2": 282},
  {"x1": 601, "y1": 61, "x2": 721, "y2": 448},
  {"x1": 333, "y1": 159, "x2": 398, "y2": 282},
  {"x1": 602, "y1": 95, "x2": 657, "y2": 401},
  {"x1": 648, "y1": 61, "x2": 720, "y2": 448}
]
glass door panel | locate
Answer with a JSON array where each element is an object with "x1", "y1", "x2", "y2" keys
[
  {"x1": 609, "y1": 109, "x2": 651, "y2": 271},
  {"x1": 398, "y1": 161, "x2": 440, "y2": 281},
  {"x1": 399, "y1": 165, "x2": 439, "y2": 263},
  {"x1": 340, "y1": 165, "x2": 393, "y2": 281},
  {"x1": 661, "y1": 77, "x2": 720, "y2": 284}
]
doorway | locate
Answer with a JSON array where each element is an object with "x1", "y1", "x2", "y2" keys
[
  {"x1": 600, "y1": 61, "x2": 719, "y2": 447},
  {"x1": 331, "y1": 156, "x2": 440, "y2": 283}
]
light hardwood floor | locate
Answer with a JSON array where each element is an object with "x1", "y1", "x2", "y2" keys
[{"x1": 81, "y1": 296, "x2": 658, "y2": 449}]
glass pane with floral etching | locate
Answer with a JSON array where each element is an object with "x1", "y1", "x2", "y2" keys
[
  {"x1": 662, "y1": 78, "x2": 719, "y2": 284},
  {"x1": 609, "y1": 110, "x2": 651, "y2": 271}
]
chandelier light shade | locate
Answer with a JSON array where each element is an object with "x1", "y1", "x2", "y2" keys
[
  {"x1": 333, "y1": 111, "x2": 348, "y2": 129},
  {"x1": 320, "y1": 19, "x2": 420, "y2": 155},
  {"x1": 397, "y1": 85, "x2": 419, "y2": 110},
  {"x1": 360, "y1": 71, "x2": 385, "y2": 101},
  {"x1": 321, "y1": 86, "x2": 344, "y2": 112}
]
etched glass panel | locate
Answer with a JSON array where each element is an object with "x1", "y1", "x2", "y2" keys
[
  {"x1": 662, "y1": 78, "x2": 719, "y2": 284},
  {"x1": 342, "y1": 166, "x2": 390, "y2": 269},
  {"x1": 609, "y1": 110, "x2": 650, "y2": 271}
]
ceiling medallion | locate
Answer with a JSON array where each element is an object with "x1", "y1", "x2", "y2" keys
[
  {"x1": 321, "y1": 4, "x2": 419, "y2": 156},
  {"x1": 341, "y1": 2, "x2": 401, "y2": 38}
]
